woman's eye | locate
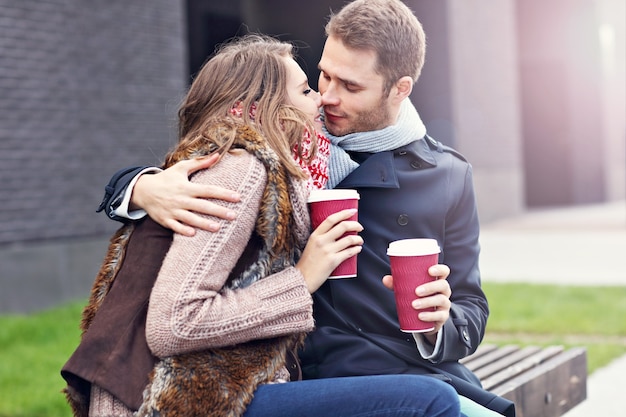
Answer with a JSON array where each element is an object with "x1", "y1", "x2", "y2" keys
[{"x1": 303, "y1": 89, "x2": 312, "y2": 95}]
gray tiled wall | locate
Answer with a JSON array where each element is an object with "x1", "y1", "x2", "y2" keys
[{"x1": 0, "y1": 0, "x2": 186, "y2": 312}]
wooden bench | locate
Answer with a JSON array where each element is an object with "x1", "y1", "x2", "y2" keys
[{"x1": 460, "y1": 344, "x2": 587, "y2": 417}]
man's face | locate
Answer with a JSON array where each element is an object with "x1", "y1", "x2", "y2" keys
[{"x1": 318, "y1": 35, "x2": 394, "y2": 137}]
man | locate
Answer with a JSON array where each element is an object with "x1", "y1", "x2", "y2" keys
[{"x1": 98, "y1": 1, "x2": 514, "y2": 415}]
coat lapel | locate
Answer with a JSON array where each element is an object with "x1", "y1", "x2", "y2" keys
[{"x1": 337, "y1": 139, "x2": 437, "y2": 189}]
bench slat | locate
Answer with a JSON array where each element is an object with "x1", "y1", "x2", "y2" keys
[
  {"x1": 460, "y1": 343, "x2": 500, "y2": 364},
  {"x1": 476, "y1": 346, "x2": 587, "y2": 417},
  {"x1": 480, "y1": 345, "x2": 563, "y2": 390},
  {"x1": 462, "y1": 345, "x2": 521, "y2": 373}
]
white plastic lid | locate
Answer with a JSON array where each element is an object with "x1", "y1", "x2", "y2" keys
[
  {"x1": 387, "y1": 238, "x2": 440, "y2": 256},
  {"x1": 308, "y1": 189, "x2": 360, "y2": 203}
]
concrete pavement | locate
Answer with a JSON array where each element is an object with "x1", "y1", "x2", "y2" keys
[
  {"x1": 479, "y1": 200, "x2": 626, "y2": 286},
  {"x1": 478, "y1": 200, "x2": 626, "y2": 416}
]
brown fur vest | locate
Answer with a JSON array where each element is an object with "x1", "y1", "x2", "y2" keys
[{"x1": 64, "y1": 124, "x2": 308, "y2": 417}]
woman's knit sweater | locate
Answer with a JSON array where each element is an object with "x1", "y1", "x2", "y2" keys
[
  {"x1": 89, "y1": 151, "x2": 314, "y2": 416},
  {"x1": 147, "y1": 150, "x2": 314, "y2": 356}
]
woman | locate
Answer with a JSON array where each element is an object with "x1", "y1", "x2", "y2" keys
[{"x1": 62, "y1": 34, "x2": 460, "y2": 417}]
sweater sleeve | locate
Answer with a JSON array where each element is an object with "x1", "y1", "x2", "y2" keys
[{"x1": 146, "y1": 151, "x2": 314, "y2": 358}]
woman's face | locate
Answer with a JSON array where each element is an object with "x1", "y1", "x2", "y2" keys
[{"x1": 283, "y1": 56, "x2": 323, "y2": 131}]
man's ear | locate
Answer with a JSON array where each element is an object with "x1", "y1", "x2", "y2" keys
[{"x1": 391, "y1": 76, "x2": 413, "y2": 104}]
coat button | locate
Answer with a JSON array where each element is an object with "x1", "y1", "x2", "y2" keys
[
  {"x1": 410, "y1": 160, "x2": 422, "y2": 169},
  {"x1": 462, "y1": 329, "x2": 470, "y2": 341},
  {"x1": 397, "y1": 214, "x2": 409, "y2": 226}
]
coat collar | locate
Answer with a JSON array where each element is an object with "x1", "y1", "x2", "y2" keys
[{"x1": 337, "y1": 137, "x2": 438, "y2": 189}]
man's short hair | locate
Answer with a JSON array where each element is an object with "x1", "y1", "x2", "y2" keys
[{"x1": 325, "y1": 0, "x2": 426, "y2": 94}]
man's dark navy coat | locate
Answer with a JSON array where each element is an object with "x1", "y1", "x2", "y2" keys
[{"x1": 300, "y1": 137, "x2": 515, "y2": 416}]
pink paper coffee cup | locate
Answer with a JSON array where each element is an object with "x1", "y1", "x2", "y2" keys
[
  {"x1": 308, "y1": 189, "x2": 360, "y2": 278},
  {"x1": 387, "y1": 238, "x2": 441, "y2": 332}
]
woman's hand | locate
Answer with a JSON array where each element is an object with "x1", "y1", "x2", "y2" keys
[
  {"x1": 296, "y1": 209, "x2": 363, "y2": 293},
  {"x1": 131, "y1": 154, "x2": 241, "y2": 236}
]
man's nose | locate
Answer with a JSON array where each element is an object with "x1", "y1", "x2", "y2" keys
[{"x1": 320, "y1": 86, "x2": 338, "y2": 106}]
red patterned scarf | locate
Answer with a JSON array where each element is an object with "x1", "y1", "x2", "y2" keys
[{"x1": 230, "y1": 102, "x2": 329, "y2": 190}]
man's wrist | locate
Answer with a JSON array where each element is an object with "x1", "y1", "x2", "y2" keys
[
  {"x1": 423, "y1": 331, "x2": 438, "y2": 346},
  {"x1": 130, "y1": 173, "x2": 150, "y2": 211},
  {"x1": 114, "y1": 167, "x2": 161, "y2": 219},
  {"x1": 413, "y1": 328, "x2": 443, "y2": 361}
]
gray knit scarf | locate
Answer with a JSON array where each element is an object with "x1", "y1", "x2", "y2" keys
[{"x1": 324, "y1": 98, "x2": 427, "y2": 188}]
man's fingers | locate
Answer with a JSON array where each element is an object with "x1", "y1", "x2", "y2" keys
[
  {"x1": 177, "y1": 207, "x2": 219, "y2": 230},
  {"x1": 179, "y1": 153, "x2": 221, "y2": 175},
  {"x1": 196, "y1": 184, "x2": 241, "y2": 204},
  {"x1": 428, "y1": 264, "x2": 450, "y2": 280},
  {"x1": 163, "y1": 219, "x2": 196, "y2": 237},
  {"x1": 413, "y1": 293, "x2": 450, "y2": 310},
  {"x1": 416, "y1": 278, "x2": 451, "y2": 298},
  {"x1": 178, "y1": 195, "x2": 237, "y2": 221},
  {"x1": 177, "y1": 177, "x2": 241, "y2": 204},
  {"x1": 382, "y1": 274, "x2": 394, "y2": 290}
]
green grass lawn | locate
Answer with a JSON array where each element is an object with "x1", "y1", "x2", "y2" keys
[
  {"x1": 1, "y1": 283, "x2": 625, "y2": 416},
  {"x1": 482, "y1": 282, "x2": 626, "y2": 373},
  {"x1": 0, "y1": 300, "x2": 83, "y2": 417}
]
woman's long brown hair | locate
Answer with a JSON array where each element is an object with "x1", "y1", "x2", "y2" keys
[{"x1": 162, "y1": 34, "x2": 316, "y2": 179}]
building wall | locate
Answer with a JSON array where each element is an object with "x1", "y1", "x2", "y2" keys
[
  {"x1": 447, "y1": 1, "x2": 526, "y2": 222},
  {"x1": 410, "y1": 0, "x2": 526, "y2": 222},
  {"x1": 598, "y1": 0, "x2": 626, "y2": 201},
  {"x1": 1, "y1": 0, "x2": 623, "y2": 313},
  {"x1": 517, "y1": 0, "x2": 625, "y2": 206},
  {"x1": 0, "y1": 0, "x2": 187, "y2": 312}
]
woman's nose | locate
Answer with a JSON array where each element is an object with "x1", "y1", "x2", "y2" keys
[{"x1": 312, "y1": 90, "x2": 322, "y2": 107}]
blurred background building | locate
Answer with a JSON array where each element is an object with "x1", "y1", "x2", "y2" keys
[{"x1": 1, "y1": 0, "x2": 624, "y2": 313}]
